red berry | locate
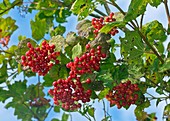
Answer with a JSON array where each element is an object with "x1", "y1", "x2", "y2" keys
[
  {"x1": 86, "y1": 44, "x2": 90, "y2": 50},
  {"x1": 27, "y1": 42, "x2": 32, "y2": 48},
  {"x1": 86, "y1": 78, "x2": 91, "y2": 84}
]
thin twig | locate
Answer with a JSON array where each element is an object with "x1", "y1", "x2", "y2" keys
[
  {"x1": 89, "y1": 13, "x2": 101, "y2": 18},
  {"x1": 145, "y1": 76, "x2": 170, "y2": 93},
  {"x1": 137, "y1": 30, "x2": 164, "y2": 63},
  {"x1": 38, "y1": 76, "x2": 40, "y2": 99},
  {"x1": 134, "y1": 19, "x2": 140, "y2": 28},
  {"x1": 94, "y1": 8, "x2": 107, "y2": 16},
  {"x1": 140, "y1": 14, "x2": 144, "y2": 29},
  {"x1": 102, "y1": 100, "x2": 107, "y2": 121},
  {"x1": 104, "y1": 3, "x2": 111, "y2": 15},
  {"x1": 107, "y1": 0, "x2": 125, "y2": 15},
  {"x1": 0, "y1": 1, "x2": 22, "y2": 15},
  {"x1": 43, "y1": 104, "x2": 54, "y2": 121},
  {"x1": 163, "y1": 0, "x2": 170, "y2": 26},
  {"x1": 8, "y1": 70, "x2": 18, "y2": 78},
  {"x1": 0, "y1": 50, "x2": 13, "y2": 54}
]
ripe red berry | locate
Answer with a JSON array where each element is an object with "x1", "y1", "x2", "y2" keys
[
  {"x1": 86, "y1": 44, "x2": 90, "y2": 49},
  {"x1": 27, "y1": 42, "x2": 32, "y2": 48},
  {"x1": 86, "y1": 78, "x2": 91, "y2": 84}
]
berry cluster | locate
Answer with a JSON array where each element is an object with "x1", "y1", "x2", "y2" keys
[
  {"x1": 49, "y1": 44, "x2": 107, "y2": 111},
  {"x1": 21, "y1": 40, "x2": 60, "y2": 76},
  {"x1": 0, "y1": 36, "x2": 10, "y2": 47},
  {"x1": 66, "y1": 44, "x2": 106, "y2": 76},
  {"x1": 48, "y1": 78, "x2": 92, "y2": 110},
  {"x1": 106, "y1": 80, "x2": 139, "y2": 109},
  {"x1": 91, "y1": 12, "x2": 119, "y2": 37}
]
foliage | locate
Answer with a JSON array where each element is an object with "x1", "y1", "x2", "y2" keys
[{"x1": 0, "y1": 0, "x2": 170, "y2": 121}]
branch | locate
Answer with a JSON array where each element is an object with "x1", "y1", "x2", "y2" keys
[
  {"x1": 0, "y1": 1, "x2": 22, "y2": 15},
  {"x1": 0, "y1": 50, "x2": 12, "y2": 55},
  {"x1": 137, "y1": 30, "x2": 164, "y2": 63},
  {"x1": 89, "y1": 13, "x2": 101, "y2": 18},
  {"x1": 140, "y1": 14, "x2": 144, "y2": 29},
  {"x1": 102, "y1": 100, "x2": 107, "y2": 121},
  {"x1": 106, "y1": 0, "x2": 136, "y2": 29},
  {"x1": 104, "y1": 3, "x2": 111, "y2": 15},
  {"x1": 43, "y1": 104, "x2": 54, "y2": 121},
  {"x1": 144, "y1": 76, "x2": 170, "y2": 93},
  {"x1": 94, "y1": 8, "x2": 107, "y2": 16},
  {"x1": 163, "y1": 0, "x2": 170, "y2": 26},
  {"x1": 107, "y1": 0, "x2": 125, "y2": 15},
  {"x1": 37, "y1": 76, "x2": 40, "y2": 99}
]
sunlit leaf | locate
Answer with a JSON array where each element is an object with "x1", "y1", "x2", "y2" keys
[
  {"x1": 124, "y1": 0, "x2": 148, "y2": 22},
  {"x1": 62, "y1": 113, "x2": 69, "y2": 121},
  {"x1": 30, "y1": 18, "x2": 46, "y2": 41},
  {"x1": 72, "y1": 43, "x2": 82, "y2": 59},
  {"x1": 71, "y1": 0, "x2": 96, "y2": 20}
]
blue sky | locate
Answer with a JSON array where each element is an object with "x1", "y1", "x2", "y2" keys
[{"x1": 0, "y1": 0, "x2": 170, "y2": 121}]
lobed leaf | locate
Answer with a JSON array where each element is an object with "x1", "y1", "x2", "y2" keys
[
  {"x1": 71, "y1": 0, "x2": 96, "y2": 20},
  {"x1": 100, "y1": 21, "x2": 125, "y2": 34},
  {"x1": 30, "y1": 18, "x2": 46, "y2": 41},
  {"x1": 124, "y1": 0, "x2": 148, "y2": 22},
  {"x1": 72, "y1": 43, "x2": 82, "y2": 59}
]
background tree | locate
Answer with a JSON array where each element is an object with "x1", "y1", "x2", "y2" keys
[{"x1": 0, "y1": 0, "x2": 170, "y2": 121}]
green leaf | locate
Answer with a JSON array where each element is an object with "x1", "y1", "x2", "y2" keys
[
  {"x1": 51, "y1": 24, "x2": 66, "y2": 36},
  {"x1": 0, "y1": 54, "x2": 5, "y2": 64},
  {"x1": 156, "y1": 87, "x2": 164, "y2": 94},
  {"x1": 8, "y1": 80, "x2": 27, "y2": 98},
  {"x1": 98, "y1": 88, "x2": 110, "y2": 100},
  {"x1": 0, "y1": 60, "x2": 8, "y2": 84},
  {"x1": 54, "y1": 106, "x2": 60, "y2": 112},
  {"x1": 142, "y1": 20, "x2": 167, "y2": 54},
  {"x1": 62, "y1": 113, "x2": 69, "y2": 121},
  {"x1": 97, "y1": 71, "x2": 113, "y2": 89},
  {"x1": 71, "y1": 0, "x2": 95, "y2": 20},
  {"x1": 149, "y1": 0, "x2": 161, "y2": 7},
  {"x1": 156, "y1": 98, "x2": 161, "y2": 107},
  {"x1": 90, "y1": 81, "x2": 104, "y2": 91},
  {"x1": 8, "y1": 58, "x2": 18, "y2": 69},
  {"x1": 5, "y1": 101, "x2": 33, "y2": 121},
  {"x1": 72, "y1": 43, "x2": 82, "y2": 59},
  {"x1": 134, "y1": 99, "x2": 150, "y2": 120},
  {"x1": 55, "y1": 7, "x2": 71, "y2": 23},
  {"x1": 30, "y1": 18, "x2": 46, "y2": 41},
  {"x1": 0, "y1": 87, "x2": 10, "y2": 103},
  {"x1": 0, "y1": 17, "x2": 18, "y2": 37},
  {"x1": 5, "y1": 45, "x2": 18, "y2": 58},
  {"x1": 128, "y1": 64, "x2": 144, "y2": 79},
  {"x1": 100, "y1": 21, "x2": 125, "y2": 34},
  {"x1": 124, "y1": 0, "x2": 148, "y2": 22},
  {"x1": 159, "y1": 58, "x2": 170, "y2": 73},
  {"x1": 120, "y1": 31, "x2": 144, "y2": 61},
  {"x1": 52, "y1": 119, "x2": 60, "y2": 121},
  {"x1": 58, "y1": 53, "x2": 70, "y2": 65},
  {"x1": 142, "y1": 20, "x2": 167, "y2": 42},
  {"x1": 163, "y1": 104, "x2": 170, "y2": 120},
  {"x1": 112, "y1": 64, "x2": 128, "y2": 83},
  {"x1": 88, "y1": 107, "x2": 95, "y2": 118},
  {"x1": 43, "y1": 74, "x2": 54, "y2": 87}
]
